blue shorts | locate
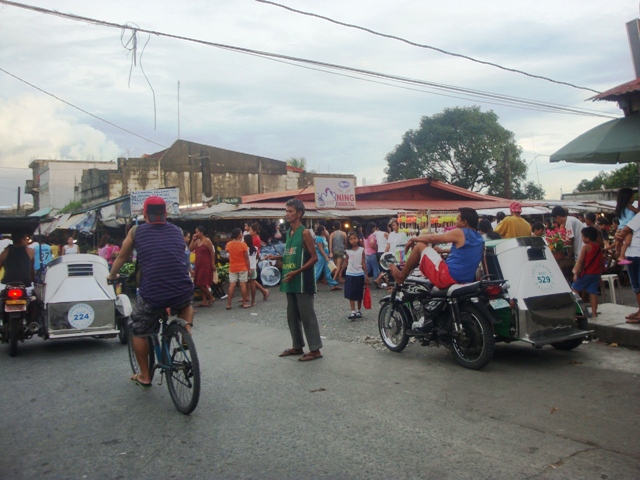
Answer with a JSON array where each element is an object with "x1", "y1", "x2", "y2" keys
[{"x1": 571, "y1": 274, "x2": 601, "y2": 295}]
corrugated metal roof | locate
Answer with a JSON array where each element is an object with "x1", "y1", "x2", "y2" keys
[{"x1": 592, "y1": 77, "x2": 640, "y2": 100}]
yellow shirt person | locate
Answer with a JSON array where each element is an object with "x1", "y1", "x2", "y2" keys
[{"x1": 494, "y1": 202, "x2": 532, "y2": 239}]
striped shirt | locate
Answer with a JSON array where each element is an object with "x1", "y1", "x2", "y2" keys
[{"x1": 135, "y1": 223, "x2": 194, "y2": 308}]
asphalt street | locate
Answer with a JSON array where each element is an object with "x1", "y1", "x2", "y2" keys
[{"x1": 0, "y1": 285, "x2": 639, "y2": 480}]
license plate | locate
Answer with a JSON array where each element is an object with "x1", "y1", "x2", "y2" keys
[
  {"x1": 489, "y1": 298, "x2": 510, "y2": 309},
  {"x1": 5, "y1": 305, "x2": 26, "y2": 312}
]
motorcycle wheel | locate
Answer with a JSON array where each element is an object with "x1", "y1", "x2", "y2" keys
[
  {"x1": 8, "y1": 318, "x2": 19, "y2": 357},
  {"x1": 378, "y1": 301, "x2": 410, "y2": 352},
  {"x1": 128, "y1": 330, "x2": 155, "y2": 382},
  {"x1": 450, "y1": 304, "x2": 494, "y2": 370},
  {"x1": 118, "y1": 317, "x2": 129, "y2": 345}
]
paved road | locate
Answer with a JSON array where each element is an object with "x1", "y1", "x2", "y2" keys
[{"x1": 1, "y1": 287, "x2": 639, "y2": 479}]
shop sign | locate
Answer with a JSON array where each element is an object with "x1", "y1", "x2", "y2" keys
[
  {"x1": 314, "y1": 177, "x2": 356, "y2": 209},
  {"x1": 131, "y1": 188, "x2": 180, "y2": 214}
]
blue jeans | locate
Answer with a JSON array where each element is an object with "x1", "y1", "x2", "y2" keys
[
  {"x1": 626, "y1": 256, "x2": 640, "y2": 294},
  {"x1": 315, "y1": 255, "x2": 337, "y2": 286},
  {"x1": 365, "y1": 253, "x2": 379, "y2": 278}
]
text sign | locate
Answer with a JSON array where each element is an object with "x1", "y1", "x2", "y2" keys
[
  {"x1": 130, "y1": 188, "x2": 180, "y2": 214},
  {"x1": 314, "y1": 177, "x2": 356, "y2": 209}
]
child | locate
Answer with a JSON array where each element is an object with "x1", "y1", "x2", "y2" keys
[
  {"x1": 339, "y1": 231, "x2": 368, "y2": 320},
  {"x1": 614, "y1": 188, "x2": 639, "y2": 265},
  {"x1": 531, "y1": 222, "x2": 545, "y2": 237},
  {"x1": 571, "y1": 227, "x2": 603, "y2": 318},
  {"x1": 225, "y1": 228, "x2": 250, "y2": 309},
  {"x1": 244, "y1": 234, "x2": 260, "y2": 306}
]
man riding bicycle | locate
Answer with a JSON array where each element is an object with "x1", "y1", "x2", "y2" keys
[{"x1": 108, "y1": 196, "x2": 194, "y2": 388}]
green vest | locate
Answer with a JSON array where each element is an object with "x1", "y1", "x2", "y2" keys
[{"x1": 280, "y1": 225, "x2": 317, "y2": 294}]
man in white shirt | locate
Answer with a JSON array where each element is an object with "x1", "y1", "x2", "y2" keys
[{"x1": 551, "y1": 206, "x2": 585, "y2": 260}]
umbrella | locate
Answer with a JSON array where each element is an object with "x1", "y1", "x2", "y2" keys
[{"x1": 549, "y1": 114, "x2": 640, "y2": 164}]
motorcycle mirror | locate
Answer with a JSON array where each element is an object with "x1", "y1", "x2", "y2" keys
[{"x1": 379, "y1": 252, "x2": 397, "y2": 270}]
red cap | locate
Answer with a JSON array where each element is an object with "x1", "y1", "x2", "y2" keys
[
  {"x1": 143, "y1": 196, "x2": 167, "y2": 224},
  {"x1": 509, "y1": 201, "x2": 522, "y2": 213}
]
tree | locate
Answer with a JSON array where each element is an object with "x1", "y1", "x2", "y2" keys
[
  {"x1": 287, "y1": 157, "x2": 306, "y2": 170},
  {"x1": 573, "y1": 163, "x2": 639, "y2": 192},
  {"x1": 384, "y1": 106, "x2": 529, "y2": 198}
]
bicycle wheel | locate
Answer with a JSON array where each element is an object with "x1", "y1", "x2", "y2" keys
[
  {"x1": 127, "y1": 330, "x2": 156, "y2": 382},
  {"x1": 165, "y1": 323, "x2": 200, "y2": 415}
]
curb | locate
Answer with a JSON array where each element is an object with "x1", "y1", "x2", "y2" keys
[{"x1": 589, "y1": 303, "x2": 640, "y2": 349}]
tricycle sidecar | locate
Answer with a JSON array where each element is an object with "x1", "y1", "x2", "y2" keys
[
  {"x1": 34, "y1": 254, "x2": 132, "y2": 342},
  {"x1": 484, "y1": 236, "x2": 591, "y2": 350}
]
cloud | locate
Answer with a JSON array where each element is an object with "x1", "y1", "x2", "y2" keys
[{"x1": 0, "y1": 94, "x2": 122, "y2": 167}]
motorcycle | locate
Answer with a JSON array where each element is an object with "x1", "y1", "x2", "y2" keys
[
  {"x1": 377, "y1": 253, "x2": 508, "y2": 370},
  {"x1": 0, "y1": 282, "x2": 31, "y2": 357}
]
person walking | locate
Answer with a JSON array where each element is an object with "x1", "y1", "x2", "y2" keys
[
  {"x1": 329, "y1": 220, "x2": 347, "y2": 284},
  {"x1": 248, "y1": 223, "x2": 270, "y2": 301},
  {"x1": 314, "y1": 225, "x2": 341, "y2": 291},
  {"x1": 270, "y1": 199, "x2": 323, "y2": 362},
  {"x1": 339, "y1": 231, "x2": 368, "y2": 320},
  {"x1": 364, "y1": 222, "x2": 382, "y2": 287},
  {"x1": 190, "y1": 225, "x2": 216, "y2": 308},
  {"x1": 225, "y1": 228, "x2": 250, "y2": 309}
]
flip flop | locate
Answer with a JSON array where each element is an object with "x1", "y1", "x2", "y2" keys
[
  {"x1": 299, "y1": 352, "x2": 323, "y2": 362},
  {"x1": 241, "y1": 303, "x2": 252, "y2": 308},
  {"x1": 226, "y1": 306, "x2": 232, "y2": 310},
  {"x1": 618, "y1": 259, "x2": 632, "y2": 265},
  {"x1": 279, "y1": 348, "x2": 304, "y2": 357},
  {"x1": 130, "y1": 374, "x2": 152, "y2": 388}
]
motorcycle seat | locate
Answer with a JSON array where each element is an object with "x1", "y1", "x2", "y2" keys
[
  {"x1": 429, "y1": 287, "x2": 448, "y2": 297},
  {"x1": 447, "y1": 281, "x2": 481, "y2": 298}
]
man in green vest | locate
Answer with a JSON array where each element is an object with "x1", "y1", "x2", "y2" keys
[{"x1": 271, "y1": 198, "x2": 323, "y2": 362}]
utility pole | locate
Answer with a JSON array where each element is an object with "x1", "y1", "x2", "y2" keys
[{"x1": 503, "y1": 147, "x2": 511, "y2": 199}]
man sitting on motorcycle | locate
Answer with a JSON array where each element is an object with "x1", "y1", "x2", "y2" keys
[
  {"x1": 108, "y1": 196, "x2": 194, "y2": 388},
  {"x1": 388, "y1": 207, "x2": 483, "y2": 290},
  {"x1": 0, "y1": 232, "x2": 34, "y2": 286}
]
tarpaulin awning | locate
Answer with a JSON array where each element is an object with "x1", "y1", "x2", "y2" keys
[{"x1": 29, "y1": 207, "x2": 52, "y2": 217}]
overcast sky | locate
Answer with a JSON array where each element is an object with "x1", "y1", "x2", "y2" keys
[{"x1": 0, "y1": 0, "x2": 638, "y2": 207}]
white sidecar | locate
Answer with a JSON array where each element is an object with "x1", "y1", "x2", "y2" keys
[
  {"x1": 484, "y1": 236, "x2": 591, "y2": 350},
  {"x1": 34, "y1": 254, "x2": 132, "y2": 343}
]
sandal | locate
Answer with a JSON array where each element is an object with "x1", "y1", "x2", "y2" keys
[
  {"x1": 299, "y1": 351, "x2": 323, "y2": 362},
  {"x1": 279, "y1": 348, "x2": 304, "y2": 357}
]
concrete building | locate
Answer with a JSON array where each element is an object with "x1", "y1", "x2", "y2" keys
[
  {"x1": 79, "y1": 140, "x2": 332, "y2": 208},
  {"x1": 26, "y1": 160, "x2": 118, "y2": 211}
]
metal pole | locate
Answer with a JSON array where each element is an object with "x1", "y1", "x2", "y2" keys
[{"x1": 17, "y1": 186, "x2": 21, "y2": 215}]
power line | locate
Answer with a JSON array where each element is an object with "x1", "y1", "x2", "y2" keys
[
  {"x1": 255, "y1": 0, "x2": 601, "y2": 95},
  {"x1": 0, "y1": 0, "x2": 617, "y2": 119},
  {"x1": 0, "y1": 67, "x2": 167, "y2": 149}
]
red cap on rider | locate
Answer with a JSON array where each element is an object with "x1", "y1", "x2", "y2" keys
[{"x1": 143, "y1": 196, "x2": 167, "y2": 224}]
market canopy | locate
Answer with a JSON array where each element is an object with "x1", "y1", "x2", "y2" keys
[{"x1": 549, "y1": 114, "x2": 640, "y2": 164}]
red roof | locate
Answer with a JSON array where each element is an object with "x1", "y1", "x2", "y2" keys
[
  {"x1": 241, "y1": 178, "x2": 513, "y2": 212},
  {"x1": 591, "y1": 77, "x2": 640, "y2": 101}
]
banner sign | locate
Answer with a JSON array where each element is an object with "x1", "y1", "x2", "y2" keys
[
  {"x1": 130, "y1": 188, "x2": 180, "y2": 214},
  {"x1": 314, "y1": 177, "x2": 356, "y2": 209}
]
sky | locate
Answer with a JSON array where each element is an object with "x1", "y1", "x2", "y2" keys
[{"x1": 0, "y1": 0, "x2": 638, "y2": 207}]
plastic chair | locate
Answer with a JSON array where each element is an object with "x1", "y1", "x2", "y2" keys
[{"x1": 600, "y1": 274, "x2": 622, "y2": 304}]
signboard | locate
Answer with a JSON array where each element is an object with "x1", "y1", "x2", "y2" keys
[
  {"x1": 314, "y1": 177, "x2": 356, "y2": 209},
  {"x1": 130, "y1": 188, "x2": 180, "y2": 214}
]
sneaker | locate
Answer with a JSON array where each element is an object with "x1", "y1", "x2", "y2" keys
[
  {"x1": 348, "y1": 312, "x2": 357, "y2": 320},
  {"x1": 355, "y1": 311, "x2": 362, "y2": 319},
  {"x1": 380, "y1": 283, "x2": 388, "y2": 288}
]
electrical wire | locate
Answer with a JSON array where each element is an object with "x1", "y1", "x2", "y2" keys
[
  {"x1": 0, "y1": 67, "x2": 167, "y2": 148},
  {"x1": 255, "y1": 0, "x2": 601, "y2": 95},
  {"x1": 0, "y1": 0, "x2": 618, "y2": 119}
]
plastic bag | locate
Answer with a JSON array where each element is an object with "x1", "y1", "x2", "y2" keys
[{"x1": 363, "y1": 285, "x2": 372, "y2": 310}]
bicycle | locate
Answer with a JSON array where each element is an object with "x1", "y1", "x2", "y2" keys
[{"x1": 127, "y1": 307, "x2": 201, "y2": 414}]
